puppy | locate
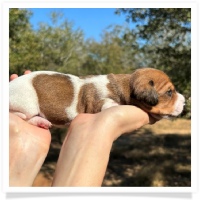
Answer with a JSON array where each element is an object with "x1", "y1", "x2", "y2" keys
[{"x1": 9, "y1": 68, "x2": 185, "y2": 129}]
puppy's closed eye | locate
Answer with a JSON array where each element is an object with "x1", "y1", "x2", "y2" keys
[{"x1": 166, "y1": 89, "x2": 172, "y2": 97}]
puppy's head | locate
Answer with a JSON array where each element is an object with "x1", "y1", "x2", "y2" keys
[{"x1": 130, "y1": 68, "x2": 185, "y2": 119}]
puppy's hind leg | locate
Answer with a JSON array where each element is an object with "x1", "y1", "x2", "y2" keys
[
  {"x1": 11, "y1": 111, "x2": 52, "y2": 129},
  {"x1": 27, "y1": 116, "x2": 52, "y2": 129}
]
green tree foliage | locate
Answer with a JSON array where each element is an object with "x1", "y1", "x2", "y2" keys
[
  {"x1": 116, "y1": 8, "x2": 191, "y2": 118},
  {"x1": 35, "y1": 13, "x2": 86, "y2": 74},
  {"x1": 81, "y1": 25, "x2": 139, "y2": 75},
  {"x1": 9, "y1": 8, "x2": 35, "y2": 74},
  {"x1": 9, "y1": 8, "x2": 32, "y2": 41},
  {"x1": 9, "y1": 9, "x2": 86, "y2": 75}
]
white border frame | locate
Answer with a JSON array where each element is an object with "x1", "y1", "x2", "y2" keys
[{"x1": 1, "y1": 0, "x2": 198, "y2": 195}]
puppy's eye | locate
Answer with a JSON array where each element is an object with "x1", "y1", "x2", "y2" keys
[
  {"x1": 149, "y1": 80, "x2": 154, "y2": 86},
  {"x1": 166, "y1": 89, "x2": 172, "y2": 97}
]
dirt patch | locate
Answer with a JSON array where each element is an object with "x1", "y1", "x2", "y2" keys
[
  {"x1": 33, "y1": 118, "x2": 191, "y2": 187},
  {"x1": 144, "y1": 119, "x2": 191, "y2": 135}
]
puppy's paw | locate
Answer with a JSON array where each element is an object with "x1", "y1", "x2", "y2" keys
[{"x1": 28, "y1": 116, "x2": 52, "y2": 129}]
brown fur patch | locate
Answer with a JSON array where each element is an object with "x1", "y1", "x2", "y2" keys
[
  {"x1": 107, "y1": 74, "x2": 131, "y2": 104},
  {"x1": 32, "y1": 73, "x2": 74, "y2": 126},
  {"x1": 76, "y1": 83, "x2": 103, "y2": 113}
]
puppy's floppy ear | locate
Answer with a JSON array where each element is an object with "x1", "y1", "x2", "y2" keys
[{"x1": 130, "y1": 72, "x2": 159, "y2": 106}]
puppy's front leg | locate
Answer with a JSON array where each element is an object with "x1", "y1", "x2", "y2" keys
[{"x1": 101, "y1": 98, "x2": 119, "y2": 111}]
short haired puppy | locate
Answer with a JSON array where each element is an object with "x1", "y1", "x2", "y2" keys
[{"x1": 9, "y1": 68, "x2": 185, "y2": 129}]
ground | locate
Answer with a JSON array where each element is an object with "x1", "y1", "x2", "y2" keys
[{"x1": 33, "y1": 119, "x2": 191, "y2": 187}]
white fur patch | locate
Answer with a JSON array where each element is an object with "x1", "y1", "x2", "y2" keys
[
  {"x1": 171, "y1": 93, "x2": 185, "y2": 116},
  {"x1": 65, "y1": 74, "x2": 81, "y2": 120},
  {"x1": 9, "y1": 73, "x2": 39, "y2": 119},
  {"x1": 84, "y1": 75, "x2": 110, "y2": 97}
]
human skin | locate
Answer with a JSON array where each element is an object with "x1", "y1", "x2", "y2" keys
[
  {"x1": 9, "y1": 113, "x2": 51, "y2": 186},
  {"x1": 52, "y1": 106, "x2": 152, "y2": 186},
  {"x1": 9, "y1": 71, "x2": 155, "y2": 187}
]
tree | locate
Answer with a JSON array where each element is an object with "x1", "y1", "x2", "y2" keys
[
  {"x1": 9, "y1": 9, "x2": 86, "y2": 76},
  {"x1": 81, "y1": 25, "x2": 140, "y2": 75},
  {"x1": 9, "y1": 8, "x2": 32, "y2": 42},
  {"x1": 9, "y1": 8, "x2": 36, "y2": 75},
  {"x1": 34, "y1": 15, "x2": 86, "y2": 75}
]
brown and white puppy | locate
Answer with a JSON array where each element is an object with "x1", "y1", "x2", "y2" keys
[{"x1": 9, "y1": 68, "x2": 185, "y2": 129}]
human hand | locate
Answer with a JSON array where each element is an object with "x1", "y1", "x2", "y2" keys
[
  {"x1": 9, "y1": 113, "x2": 51, "y2": 186},
  {"x1": 52, "y1": 105, "x2": 156, "y2": 186},
  {"x1": 9, "y1": 71, "x2": 51, "y2": 186}
]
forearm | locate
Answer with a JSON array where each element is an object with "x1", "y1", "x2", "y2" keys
[
  {"x1": 52, "y1": 114, "x2": 113, "y2": 186},
  {"x1": 52, "y1": 106, "x2": 150, "y2": 186}
]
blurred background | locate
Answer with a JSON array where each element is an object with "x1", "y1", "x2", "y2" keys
[{"x1": 9, "y1": 8, "x2": 191, "y2": 187}]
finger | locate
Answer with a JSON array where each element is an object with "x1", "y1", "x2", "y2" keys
[
  {"x1": 24, "y1": 70, "x2": 31, "y2": 75},
  {"x1": 10, "y1": 74, "x2": 18, "y2": 81}
]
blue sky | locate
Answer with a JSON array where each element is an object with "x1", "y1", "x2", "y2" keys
[{"x1": 28, "y1": 8, "x2": 130, "y2": 42}]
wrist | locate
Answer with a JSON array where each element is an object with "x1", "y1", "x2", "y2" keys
[{"x1": 101, "y1": 106, "x2": 150, "y2": 140}]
